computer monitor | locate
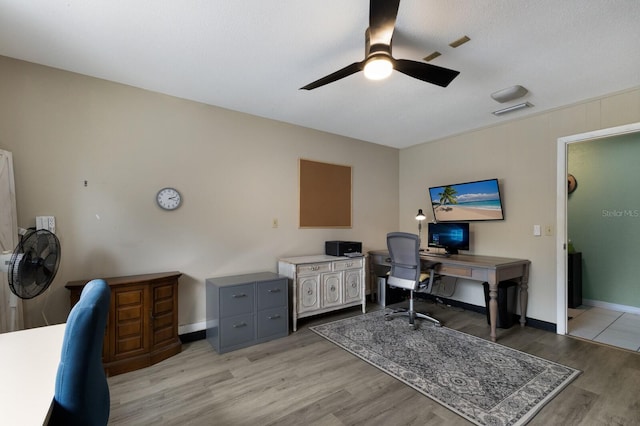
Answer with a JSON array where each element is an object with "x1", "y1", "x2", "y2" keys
[{"x1": 427, "y1": 222, "x2": 470, "y2": 255}]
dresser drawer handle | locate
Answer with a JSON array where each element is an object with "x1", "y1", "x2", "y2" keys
[
  {"x1": 232, "y1": 293, "x2": 247, "y2": 298},
  {"x1": 330, "y1": 285, "x2": 336, "y2": 292},
  {"x1": 310, "y1": 266, "x2": 320, "y2": 271},
  {"x1": 232, "y1": 322, "x2": 247, "y2": 328},
  {"x1": 268, "y1": 288, "x2": 281, "y2": 293},
  {"x1": 307, "y1": 289, "x2": 313, "y2": 295},
  {"x1": 346, "y1": 262, "x2": 353, "y2": 267},
  {"x1": 268, "y1": 314, "x2": 281, "y2": 320}
]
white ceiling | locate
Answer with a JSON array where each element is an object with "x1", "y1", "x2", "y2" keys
[{"x1": 1, "y1": 1, "x2": 639, "y2": 149}]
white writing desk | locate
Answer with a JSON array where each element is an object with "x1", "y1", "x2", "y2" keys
[
  {"x1": 0, "y1": 323, "x2": 65, "y2": 425},
  {"x1": 368, "y1": 251, "x2": 530, "y2": 342}
]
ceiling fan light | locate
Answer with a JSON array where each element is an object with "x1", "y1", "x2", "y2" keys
[{"x1": 364, "y1": 57, "x2": 392, "y2": 80}]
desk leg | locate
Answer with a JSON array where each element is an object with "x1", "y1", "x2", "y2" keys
[
  {"x1": 519, "y1": 263, "x2": 530, "y2": 327},
  {"x1": 362, "y1": 268, "x2": 367, "y2": 313},
  {"x1": 488, "y1": 281, "x2": 498, "y2": 342}
]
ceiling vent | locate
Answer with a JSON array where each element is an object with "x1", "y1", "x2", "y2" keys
[
  {"x1": 492, "y1": 102, "x2": 534, "y2": 116},
  {"x1": 423, "y1": 51, "x2": 442, "y2": 62},
  {"x1": 449, "y1": 35, "x2": 471, "y2": 48}
]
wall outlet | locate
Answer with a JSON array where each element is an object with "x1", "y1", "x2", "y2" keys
[
  {"x1": 36, "y1": 216, "x2": 56, "y2": 234},
  {"x1": 533, "y1": 224, "x2": 541, "y2": 236},
  {"x1": 272, "y1": 218, "x2": 279, "y2": 228},
  {"x1": 545, "y1": 224, "x2": 553, "y2": 236}
]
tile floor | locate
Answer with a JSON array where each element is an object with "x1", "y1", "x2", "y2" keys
[{"x1": 568, "y1": 306, "x2": 640, "y2": 351}]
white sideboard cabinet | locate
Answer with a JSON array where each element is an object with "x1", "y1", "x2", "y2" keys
[{"x1": 278, "y1": 255, "x2": 366, "y2": 331}]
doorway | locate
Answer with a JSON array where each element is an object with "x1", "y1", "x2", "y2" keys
[{"x1": 556, "y1": 122, "x2": 640, "y2": 350}]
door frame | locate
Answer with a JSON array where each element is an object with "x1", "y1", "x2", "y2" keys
[{"x1": 556, "y1": 122, "x2": 640, "y2": 335}]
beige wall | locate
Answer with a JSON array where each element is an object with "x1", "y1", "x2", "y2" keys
[
  {"x1": 0, "y1": 56, "x2": 399, "y2": 330},
  {"x1": 400, "y1": 87, "x2": 640, "y2": 323},
  {"x1": 3, "y1": 54, "x2": 639, "y2": 330}
]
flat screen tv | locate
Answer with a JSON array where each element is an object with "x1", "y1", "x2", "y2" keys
[
  {"x1": 428, "y1": 178, "x2": 504, "y2": 222},
  {"x1": 427, "y1": 222, "x2": 470, "y2": 255}
]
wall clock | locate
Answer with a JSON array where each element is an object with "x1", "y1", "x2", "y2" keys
[
  {"x1": 156, "y1": 187, "x2": 182, "y2": 210},
  {"x1": 568, "y1": 174, "x2": 578, "y2": 194}
]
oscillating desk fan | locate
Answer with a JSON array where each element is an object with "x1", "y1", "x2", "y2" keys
[{"x1": 0, "y1": 228, "x2": 61, "y2": 299}]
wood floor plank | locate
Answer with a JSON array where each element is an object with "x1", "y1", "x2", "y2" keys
[{"x1": 108, "y1": 302, "x2": 640, "y2": 425}]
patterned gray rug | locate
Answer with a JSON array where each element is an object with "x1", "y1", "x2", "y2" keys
[{"x1": 310, "y1": 310, "x2": 580, "y2": 426}]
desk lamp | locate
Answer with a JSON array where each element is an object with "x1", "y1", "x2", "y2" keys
[{"x1": 415, "y1": 209, "x2": 426, "y2": 248}]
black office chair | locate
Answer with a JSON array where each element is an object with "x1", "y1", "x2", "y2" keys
[{"x1": 385, "y1": 232, "x2": 442, "y2": 329}]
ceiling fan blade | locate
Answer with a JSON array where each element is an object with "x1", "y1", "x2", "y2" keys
[
  {"x1": 300, "y1": 61, "x2": 364, "y2": 90},
  {"x1": 369, "y1": 0, "x2": 400, "y2": 47},
  {"x1": 392, "y1": 58, "x2": 460, "y2": 87}
]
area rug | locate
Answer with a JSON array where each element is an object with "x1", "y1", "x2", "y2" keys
[{"x1": 310, "y1": 310, "x2": 580, "y2": 426}]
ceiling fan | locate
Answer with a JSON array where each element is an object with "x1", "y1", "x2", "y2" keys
[{"x1": 300, "y1": 0, "x2": 460, "y2": 90}]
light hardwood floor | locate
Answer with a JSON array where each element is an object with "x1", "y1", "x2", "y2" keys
[{"x1": 108, "y1": 302, "x2": 640, "y2": 425}]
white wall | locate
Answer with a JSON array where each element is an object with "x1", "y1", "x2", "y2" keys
[
  {"x1": 0, "y1": 56, "x2": 399, "y2": 329},
  {"x1": 400, "y1": 87, "x2": 640, "y2": 324}
]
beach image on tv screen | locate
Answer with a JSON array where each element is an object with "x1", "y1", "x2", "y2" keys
[{"x1": 429, "y1": 179, "x2": 504, "y2": 222}]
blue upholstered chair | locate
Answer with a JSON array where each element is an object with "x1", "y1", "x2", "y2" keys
[{"x1": 48, "y1": 279, "x2": 111, "y2": 426}]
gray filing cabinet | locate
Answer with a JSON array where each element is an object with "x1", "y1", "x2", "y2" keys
[{"x1": 206, "y1": 272, "x2": 288, "y2": 353}]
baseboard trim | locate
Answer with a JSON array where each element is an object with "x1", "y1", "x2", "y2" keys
[
  {"x1": 416, "y1": 293, "x2": 557, "y2": 333},
  {"x1": 582, "y1": 299, "x2": 640, "y2": 315},
  {"x1": 180, "y1": 329, "x2": 206, "y2": 343},
  {"x1": 178, "y1": 321, "x2": 206, "y2": 335},
  {"x1": 178, "y1": 321, "x2": 206, "y2": 343},
  {"x1": 177, "y1": 296, "x2": 558, "y2": 344}
]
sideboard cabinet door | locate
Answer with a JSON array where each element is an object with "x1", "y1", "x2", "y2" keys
[{"x1": 66, "y1": 271, "x2": 182, "y2": 376}]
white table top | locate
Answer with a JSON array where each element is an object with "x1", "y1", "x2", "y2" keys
[{"x1": 0, "y1": 323, "x2": 65, "y2": 425}]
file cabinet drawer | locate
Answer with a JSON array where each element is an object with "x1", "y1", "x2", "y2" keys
[
  {"x1": 219, "y1": 283, "x2": 254, "y2": 317},
  {"x1": 257, "y1": 279, "x2": 287, "y2": 310},
  {"x1": 257, "y1": 306, "x2": 288, "y2": 339},
  {"x1": 220, "y1": 314, "x2": 255, "y2": 348}
]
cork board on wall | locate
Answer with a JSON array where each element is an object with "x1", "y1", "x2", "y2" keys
[{"x1": 299, "y1": 159, "x2": 352, "y2": 228}]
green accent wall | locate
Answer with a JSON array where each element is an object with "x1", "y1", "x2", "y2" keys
[{"x1": 568, "y1": 133, "x2": 640, "y2": 307}]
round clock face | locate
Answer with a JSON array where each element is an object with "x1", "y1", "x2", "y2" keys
[
  {"x1": 568, "y1": 174, "x2": 578, "y2": 194},
  {"x1": 156, "y1": 187, "x2": 182, "y2": 210}
]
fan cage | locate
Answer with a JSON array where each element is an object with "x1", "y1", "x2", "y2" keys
[{"x1": 8, "y1": 229, "x2": 61, "y2": 299}]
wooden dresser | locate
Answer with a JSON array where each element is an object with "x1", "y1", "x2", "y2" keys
[{"x1": 66, "y1": 271, "x2": 181, "y2": 376}]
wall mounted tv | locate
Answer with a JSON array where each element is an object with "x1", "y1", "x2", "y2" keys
[{"x1": 428, "y1": 178, "x2": 504, "y2": 222}]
